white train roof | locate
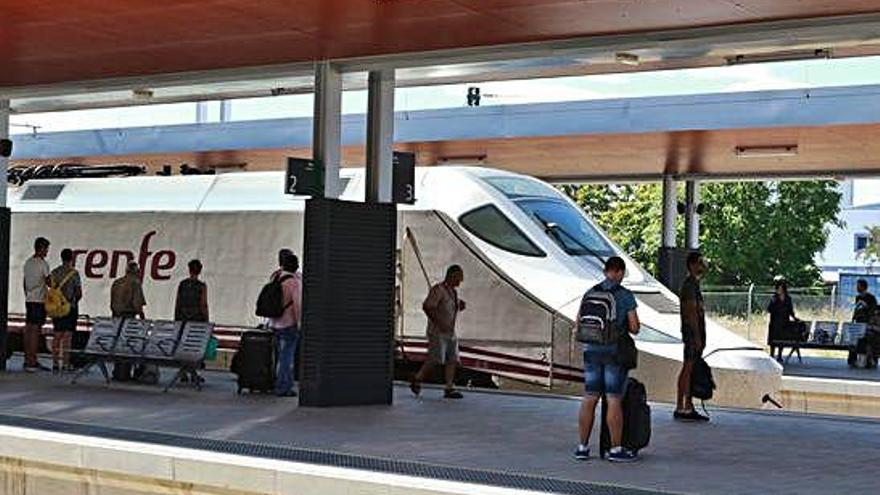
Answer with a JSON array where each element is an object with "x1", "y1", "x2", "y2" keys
[{"x1": 6, "y1": 166, "x2": 518, "y2": 213}]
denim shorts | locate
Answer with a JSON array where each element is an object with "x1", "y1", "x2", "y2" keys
[{"x1": 583, "y1": 347, "x2": 629, "y2": 397}]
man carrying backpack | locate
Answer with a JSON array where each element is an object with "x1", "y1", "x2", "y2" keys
[
  {"x1": 574, "y1": 256, "x2": 640, "y2": 463},
  {"x1": 675, "y1": 251, "x2": 711, "y2": 422},
  {"x1": 265, "y1": 249, "x2": 302, "y2": 398},
  {"x1": 49, "y1": 248, "x2": 82, "y2": 373}
]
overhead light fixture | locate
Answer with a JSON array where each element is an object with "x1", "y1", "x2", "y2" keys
[
  {"x1": 615, "y1": 52, "x2": 640, "y2": 66},
  {"x1": 725, "y1": 49, "x2": 830, "y2": 66},
  {"x1": 437, "y1": 154, "x2": 487, "y2": 163},
  {"x1": 131, "y1": 88, "x2": 154, "y2": 100},
  {"x1": 734, "y1": 145, "x2": 798, "y2": 158}
]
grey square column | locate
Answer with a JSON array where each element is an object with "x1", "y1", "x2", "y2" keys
[
  {"x1": 684, "y1": 180, "x2": 700, "y2": 250},
  {"x1": 365, "y1": 69, "x2": 395, "y2": 204},
  {"x1": 0, "y1": 100, "x2": 10, "y2": 371},
  {"x1": 313, "y1": 62, "x2": 343, "y2": 199}
]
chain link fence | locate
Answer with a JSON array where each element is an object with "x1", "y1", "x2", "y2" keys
[{"x1": 703, "y1": 286, "x2": 844, "y2": 347}]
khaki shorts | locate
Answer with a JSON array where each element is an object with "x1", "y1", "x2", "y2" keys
[{"x1": 427, "y1": 333, "x2": 459, "y2": 365}]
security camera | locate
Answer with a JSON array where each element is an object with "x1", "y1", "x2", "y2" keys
[{"x1": 0, "y1": 139, "x2": 11, "y2": 158}]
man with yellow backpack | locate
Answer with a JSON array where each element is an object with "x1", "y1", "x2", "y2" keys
[{"x1": 45, "y1": 248, "x2": 82, "y2": 373}]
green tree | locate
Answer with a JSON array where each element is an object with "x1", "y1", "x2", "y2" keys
[
  {"x1": 563, "y1": 180, "x2": 842, "y2": 287},
  {"x1": 563, "y1": 184, "x2": 666, "y2": 274},
  {"x1": 860, "y1": 225, "x2": 880, "y2": 268}
]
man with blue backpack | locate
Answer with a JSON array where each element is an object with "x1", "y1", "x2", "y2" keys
[{"x1": 574, "y1": 256, "x2": 641, "y2": 463}]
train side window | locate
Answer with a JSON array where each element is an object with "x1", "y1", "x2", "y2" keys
[
  {"x1": 21, "y1": 184, "x2": 65, "y2": 201},
  {"x1": 459, "y1": 205, "x2": 545, "y2": 257}
]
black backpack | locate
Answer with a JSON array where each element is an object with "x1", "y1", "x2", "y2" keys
[
  {"x1": 691, "y1": 357, "x2": 716, "y2": 401},
  {"x1": 255, "y1": 274, "x2": 293, "y2": 318},
  {"x1": 576, "y1": 284, "x2": 622, "y2": 345}
]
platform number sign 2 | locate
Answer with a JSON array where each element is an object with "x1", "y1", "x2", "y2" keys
[
  {"x1": 286, "y1": 158, "x2": 324, "y2": 197},
  {"x1": 392, "y1": 151, "x2": 416, "y2": 205}
]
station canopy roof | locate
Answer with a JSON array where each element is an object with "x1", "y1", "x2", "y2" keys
[
  {"x1": 6, "y1": 1, "x2": 880, "y2": 181},
  {"x1": 6, "y1": 2, "x2": 880, "y2": 113}
]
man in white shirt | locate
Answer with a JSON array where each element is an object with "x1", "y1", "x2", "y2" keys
[{"x1": 22, "y1": 237, "x2": 51, "y2": 372}]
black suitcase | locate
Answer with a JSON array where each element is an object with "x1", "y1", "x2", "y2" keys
[
  {"x1": 600, "y1": 378, "x2": 651, "y2": 458},
  {"x1": 232, "y1": 330, "x2": 275, "y2": 394}
]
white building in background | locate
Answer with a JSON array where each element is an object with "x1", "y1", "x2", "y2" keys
[{"x1": 818, "y1": 179, "x2": 880, "y2": 283}]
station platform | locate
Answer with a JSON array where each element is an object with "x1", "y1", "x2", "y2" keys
[
  {"x1": 0, "y1": 362, "x2": 876, "y2": 495},
  {"x1": 783, "y1": 355, "x2": 880, "y2": 382}
]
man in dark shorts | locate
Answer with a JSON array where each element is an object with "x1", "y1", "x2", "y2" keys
[
  {"x1": 22, "y1": 237, "x2": 51, "y2": 372},
  {"x1": 50, "y1": 248, "x2": 82, "y2": 373},
  {"x1": 675, "y1": 251, "x2": 710, "y2": 422}
]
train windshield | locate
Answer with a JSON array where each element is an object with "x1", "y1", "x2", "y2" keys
[
  {"x1": 483, "y1": 176, "x2": 615, "y2": 258},
  {"x1": 517, "y1": 199, "x2": 615, "y2": 257}
]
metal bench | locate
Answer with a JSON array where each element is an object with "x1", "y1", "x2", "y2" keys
[
  {"x1": 163, "y1": 321, "x2": 214, "y2": 392},
  {"x1": 71, "y1": 318, "x2": 214, "y2": 391},
  {"x1": 772, "y1": 321, "x2": 873, "y2": 364},
  {"x1": 71, "y1": 317, "x2": 124, "y2": 384}
]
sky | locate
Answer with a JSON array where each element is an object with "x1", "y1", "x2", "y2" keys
[{"x1": 9, "y1": 56, "x2": 880, "y2": 205}]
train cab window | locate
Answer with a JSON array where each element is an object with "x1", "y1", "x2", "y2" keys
[
  {"x1": 516, "y1": 198, "x2": 614, "y2": 257},
  {"x1": 484, "y1": 176, "x2": 559, "y2": 199},
  {"x1": 459, "y1": 205, "x2": 545, "y2": 257},
  {"x1": 21, "y1": 184, "x2": 65, "y2": 201},
  {"x1": 634, "y1": 324, "x2": 681, "y2": 344}
]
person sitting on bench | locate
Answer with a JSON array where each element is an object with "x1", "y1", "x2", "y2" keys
[{"x1": 767, "y1": 279, "x2": 800, "y2": 362}]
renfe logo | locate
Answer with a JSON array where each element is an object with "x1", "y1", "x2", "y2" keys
[{"x1": 71, "y1": 231, "x2": 177, "y2": 281}]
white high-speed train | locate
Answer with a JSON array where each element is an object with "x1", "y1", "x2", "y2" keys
[{"x1": 6, "y1": 166, "x2": 781, "y2": 407}]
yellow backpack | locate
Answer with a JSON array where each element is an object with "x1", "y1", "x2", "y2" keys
[{"x1": 45, "y1": 270, "x2": 76, "y2": 319}]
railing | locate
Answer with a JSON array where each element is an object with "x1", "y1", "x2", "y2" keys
[{"x1": 702, "y1": 286, "x2": 848, "y2": 347}]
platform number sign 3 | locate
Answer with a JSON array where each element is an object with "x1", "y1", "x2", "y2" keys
[{"x1": 392, "y1": 151, "x2": 416, "y2": 205}]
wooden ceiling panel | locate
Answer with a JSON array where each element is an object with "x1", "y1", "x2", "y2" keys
[{"x1": 5, "y1": 0, "x2": 880, "y2": 87}]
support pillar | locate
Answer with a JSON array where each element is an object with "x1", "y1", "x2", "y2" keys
[
  {"x1": 219, "y1": 100, "x2": 232, "y2": 123},
  {"x1": 684, "y1": 180, "x2": 700, "y2": 250},
  {"x1": 365, "y1": 69, "x2": 395, "y2": 204},
  {"x1": 0, "y1": 100, "x2": 10, "y2": 371},
  {"x1": 195, "y1": 101, "x2": 209, "y2": 124},
  {"x1": 658, "y1": 176, "x2": 678, "y2": 290},
  {"x1": 313, "y1": 62, "x2": 343, "y2": 199},
  {"x1": 662, "y1": 176, "x2": 677, "y2": 250}
]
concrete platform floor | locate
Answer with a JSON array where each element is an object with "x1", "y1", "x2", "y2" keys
[
  {"x1": 0, "y1": 361, "x2": 877, "y2": 495},
  {"x1": 783, "y1": 355, "x2": 880, "y2": 382}
]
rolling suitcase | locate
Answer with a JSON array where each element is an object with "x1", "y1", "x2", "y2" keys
[
  {"x1": 600, "y1": 378, "x2": 651, "y2": 458},
  {"x1": 232, "y1": 330, "x2": 275, "y2": 394}
]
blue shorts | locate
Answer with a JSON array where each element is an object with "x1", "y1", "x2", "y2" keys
[{"x1": 583, "y1": 347, "x2": 629, "y2": 397}]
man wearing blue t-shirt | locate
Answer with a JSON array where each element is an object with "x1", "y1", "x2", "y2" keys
[{"x1": 575, "y1": 256, "x2": 640, "y2": 463}]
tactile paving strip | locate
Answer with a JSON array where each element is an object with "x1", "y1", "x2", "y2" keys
[{"x1": 0, "y1": 413, "x2": 676, "y2": 495}]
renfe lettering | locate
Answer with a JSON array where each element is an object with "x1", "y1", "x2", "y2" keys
[
  {"x1": 73, "y1": 231, "x2": 178, "y2": 281},
  {"x1": 151, "y1": 250, "x2": 176, "y2": 281},
  {"x1": 84, "y1": 250, "x2": 108, "y2": 278}
]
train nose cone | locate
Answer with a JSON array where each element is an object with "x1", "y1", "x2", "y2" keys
[{"x1": 706, "y1": 349, "x2": 783, "y2": 374}]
